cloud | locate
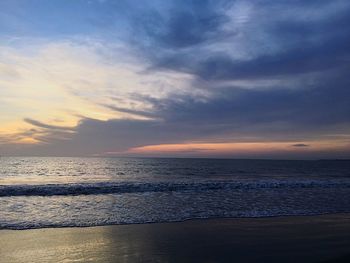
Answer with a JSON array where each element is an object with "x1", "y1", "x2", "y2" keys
[
  {"x1": 5, "y1": 74, "x2": 349, "y2": 157},
  {"x1": 292, "y1": 144, "x2": 309, "y2": 148},
  {"x1": 1, "y1": 0, "x2": 350, "y2": 158},
  {"x1": 135, "y1": 0, "x2": 230, "y2": 49},
  {"x1": 0, "y1": 38, "x2": 196, "y2": 139},
  {"x1": 139, "y1": 0, "x2": 350, "y2": 81},
  {"x1": 23, "y1": 118, "x2": 75, "y2": 131}
]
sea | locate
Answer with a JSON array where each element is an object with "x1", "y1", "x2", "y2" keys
[{"x1": 0, "y1": 157, "x2": 350, "y2": 230}]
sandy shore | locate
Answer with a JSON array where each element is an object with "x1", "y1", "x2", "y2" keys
[{"x1": 1, "y1": 214, "x2": 350, "y2": 263}]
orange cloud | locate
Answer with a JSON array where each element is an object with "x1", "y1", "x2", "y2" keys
[{"x1": 127, "y1": 141, "x2": 349, "y2": 156}]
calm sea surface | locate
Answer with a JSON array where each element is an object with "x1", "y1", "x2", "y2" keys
[{"x1": 1, "y1": 157, "x2": 350, "y2": 229}]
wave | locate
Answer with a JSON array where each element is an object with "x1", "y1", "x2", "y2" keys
[
  {"x1": 4, "y1": 211, "x2": 350, "y2": 230},
  {"x1": 1, "y1": 179, "x2": 350, "y2": 197}
]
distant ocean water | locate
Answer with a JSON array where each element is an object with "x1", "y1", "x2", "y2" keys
[{"x1": 1, "y1": 157, "x2": 350, "y2": 230}]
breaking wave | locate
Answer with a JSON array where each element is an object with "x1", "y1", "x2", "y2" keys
[{"x1": 1, "y1": 179, "x2": 350, "y2": 197}]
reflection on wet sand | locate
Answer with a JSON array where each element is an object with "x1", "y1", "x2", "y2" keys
[{"x1": 1, "y1": 214, "x2": 350, "y2": 263}]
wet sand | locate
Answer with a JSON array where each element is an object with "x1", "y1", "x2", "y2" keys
[{"x1": 1, "y1": 214, "x2": 350, "y2": 263}]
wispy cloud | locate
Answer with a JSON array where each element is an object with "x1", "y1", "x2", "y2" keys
[{"x1": 23, "y1": 118, "x2": 75, "y2": 131}]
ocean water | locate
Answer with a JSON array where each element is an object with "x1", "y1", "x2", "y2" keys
[{"x1": 0, "y1": 157, "x2": 350, "y2": 230}]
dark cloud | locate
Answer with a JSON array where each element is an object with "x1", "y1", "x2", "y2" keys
[
  {"x1": 145, "y1": 68, "x2": 350, "y2": 129},
  {"x1": 23, "y1": 118, "x2": 75, "y2": 131},
  {"x1": 102, "y1": 104, "x2": 156, "y2": 119},
  {"x1": 136, "y1": 0, "x2": 230, "y2": 49},
  {"x1": 142, "y1": 1, "x2": 350, "y2": 80},
  {"x1": 195, "y1": 43, "x2": 350, "y2": 80},
  {"x1": 292, "y1": 144, "x2": 309, "y2": 147}
]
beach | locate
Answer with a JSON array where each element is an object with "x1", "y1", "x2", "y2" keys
[
  {"x1": 1, "y1": 158, "x2": 350, "y2": 262},
  {"x1": 1, "y1": 213, "x2": 350, "y2": 263}
]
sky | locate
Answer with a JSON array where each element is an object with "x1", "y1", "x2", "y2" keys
[{"x1": 0, "y1": 0, "x2": 350, "y2": 159}]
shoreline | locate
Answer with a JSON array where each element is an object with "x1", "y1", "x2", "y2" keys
[
  {"x1": 2, "y1": 211, "x2": 350, "y2": 231},
  {"x1": 1, "y1": 213, "x2": 350, "y2": 262}
]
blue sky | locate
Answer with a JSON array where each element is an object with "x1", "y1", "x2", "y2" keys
[{"x1": 1, "y1": 0, "x2": 350, "y2": 158}]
